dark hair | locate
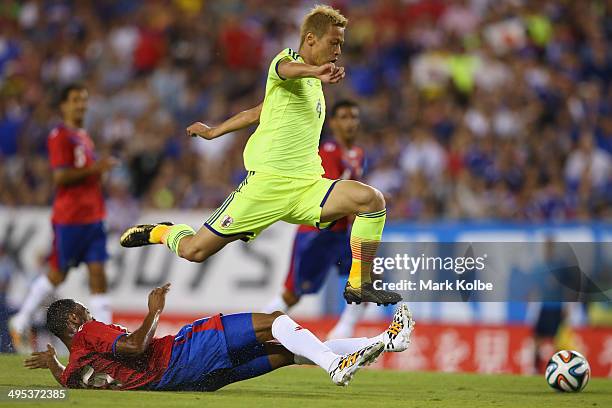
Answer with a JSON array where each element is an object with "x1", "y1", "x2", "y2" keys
[
  {"x1": 331, "y1": 99, "x2": 358, "y2": 117},
  {"x1": 47, "y1": 299, "x2": 78, "y2": 337},
  {"x1": 57, "y1": 83, "x2": 86, "y2": 106}
]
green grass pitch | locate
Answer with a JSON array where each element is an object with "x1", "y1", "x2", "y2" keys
[{"x1": 0, "y1": 354, "x2": 610, "y2": 408}]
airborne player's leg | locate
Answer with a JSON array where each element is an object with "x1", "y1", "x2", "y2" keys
[
  {"x1": 280, "y1": 177, "x2": 400, "y2": 306},
  {"x1": 319, "y1": 180, "x2": 401, "y2": 305},
  {"x1": 120, "y1": 172, "x2": 288, "y2": 263},
  {"x1": 119, "y1": 221, "x2": 238, "y2": 262}
]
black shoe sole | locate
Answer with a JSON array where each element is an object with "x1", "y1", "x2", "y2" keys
[
  {"x1": 343, "y1": 293, "x2": 402, "y2": 306},
  {"x1": 120, "y1": 222, "x2": 173, "y2": 248},
  {"x1": 345, "y1": 300, "x2": 401, "y2": 306}
]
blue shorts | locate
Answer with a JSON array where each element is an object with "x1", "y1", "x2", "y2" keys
[
  {"x1": 284, "y1": 229, "x2": 351, "y2": 296},
  {"x1": 49, "y1": 222, "x2": 108, "y2": 272},
  {"x1": 152, "y1": 313, "x2": 271, "y2": 391}
]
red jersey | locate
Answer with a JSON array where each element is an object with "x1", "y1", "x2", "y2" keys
[
  {"x1": 60, "y1": 321, "x2": 173, "y2": 390},
  {"x1": 300, "y1": 140, "x2": 365, "y2": 232},
  {"x1": 48, "y1": 124, "x2": 105, "y2": 224}
]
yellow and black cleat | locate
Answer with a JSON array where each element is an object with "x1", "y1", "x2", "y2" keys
[
  {"x1": 120, "y1": 222, "x2": 173, "y2": 248},
  {"x1": 329, "y1": 341, "x2": 384, "y2": 386},
  {"x1": 383, "y1": 303, "x2": 415, "y2": 352}
]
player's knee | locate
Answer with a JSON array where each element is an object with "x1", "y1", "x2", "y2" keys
[
  {"x1": 178, "y1": 244, "x2": 210, "y2": 263},
  {"x1": 88, "y1": 268, "x2": 107, "y2": 293},
  {"x1": 265, "y1": 311, "x2": 285, "y2": 333},
  {"x1": 356, "y1": 185, "x2": 385, "y2": 213},
  {"x1": 269, "y1": 310, "x2": 285, "y2": 320},
  {"x1": 267, "y1": 310, "x2": 285, "y2": 329},
  {"x1": 372, "y1": 187, "x2": 386, "y2": 209},
  {"x1": 89, "y1": 279, "x2": 107, "y2": 294},
  {"x1": 47, "y1": 269, "x2": 65, "y2": 286},
  {"x1": 285, "y1": 297, "x2": 299, "y2": 307},
  {"x1": 283, "y1": 291, "x2": 300, "y2": 307}
]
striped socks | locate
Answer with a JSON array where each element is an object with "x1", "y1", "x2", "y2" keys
[
  {"x1": 163, "y1": 224, "x2": 195, "y2": 256},
  {"x1": 348, "y1": 208, "x2": 386, "y2": 288}
]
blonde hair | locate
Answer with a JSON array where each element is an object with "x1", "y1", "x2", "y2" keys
[{"x1": 300, "y1": 5, "x2": 348, "y2": 46}]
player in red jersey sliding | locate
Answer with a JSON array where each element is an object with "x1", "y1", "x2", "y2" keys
[
  {"x1": 24, "y1": 284, "x2": 414, "y2": 390},
  {"x1": 10, "y1": 84, "x2": 116, "y2": 353},
  {"x1": 263, "y1": 100, "x2": 369, "y2": 338}
]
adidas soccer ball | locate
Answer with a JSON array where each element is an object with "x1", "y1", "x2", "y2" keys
[{"x1": 545, "y1": 350, "x2": 590, "y2": 392}]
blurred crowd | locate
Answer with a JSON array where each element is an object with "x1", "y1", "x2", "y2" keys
[{"x1": 0, "y1": 0, "x2": 610, "y2": 225}]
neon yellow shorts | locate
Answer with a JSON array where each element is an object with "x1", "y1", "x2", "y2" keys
[{"x1": 204, "y1": 171, "x2": 340, "y2": 241}]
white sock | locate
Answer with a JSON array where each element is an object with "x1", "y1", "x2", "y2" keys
[
  {"x1": 271, "y1": 314, "x2": 339, "y2": 372},
  {"x1": 13, "y1": 274, "x2": 55, "y2": 333},
  {"x1": 327, "y1": 303, "x2": 366, "y2": 339},
  {"x1": 89, "y1": 294, "x2": 112, "y2": 324},
  {"x1": 324, "y1": 336, "x2": 381, "y2": 355},
  {"x1": 262, "y1": 295, "x2": 289, "y2": 313},
  {"x1": 296, "y1": 336, "x2": 383, "y2": 363}
]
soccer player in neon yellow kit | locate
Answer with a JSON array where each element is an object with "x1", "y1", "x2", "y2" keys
[{"x1": 120, "y1": 5, "x2": 401, "y2": 305}]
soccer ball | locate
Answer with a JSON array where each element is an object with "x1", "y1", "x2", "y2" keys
[{"x1": 545, "y1": 350, "x2": 590, "y2": 392}]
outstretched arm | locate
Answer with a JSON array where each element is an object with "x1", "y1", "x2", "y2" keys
[
  {"x1": 277, "y1": 60, "x2": 345, "y2": 83},
  {"x1": 24, "y1": 344, "x2": 65, "y2": 385},
  {"x1": 114, "y1": 283, "x2": 170, "y2": 356},
  {"x1": 187, "y1": 103, "x2": 263, "y2": 140}
]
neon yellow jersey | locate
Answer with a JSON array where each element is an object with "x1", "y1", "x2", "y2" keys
[{"x1": 243, "y1": 48, "x2": 325, "y2": 179}]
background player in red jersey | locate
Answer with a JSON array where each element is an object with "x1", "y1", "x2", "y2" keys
[
  {"x1": 10, "y1": 84, "x2": 117, "y2": 352},
  {"x1": 263, "y1": 100, "x2": 369, "y2": 338},
  {"x1": 23, "y1": 284, "x2": 414, "y2": 390}
]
